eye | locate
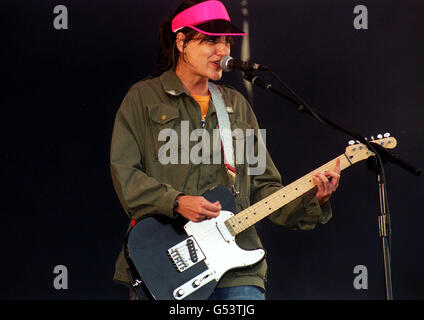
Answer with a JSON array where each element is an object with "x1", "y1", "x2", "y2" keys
[
  {"x1": 225, "y1": 36, "x2": 233, "y2": 44},
  {"x1": 202, "y1": 36, "x2": 233, "y2": 45},
  {"x1": 207, "y1": 36, "x2": 219, "y2": 43}
]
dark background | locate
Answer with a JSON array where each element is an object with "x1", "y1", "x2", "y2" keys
[{"x1": 2, "y1": 0, "x2": 423, "y2": 300}]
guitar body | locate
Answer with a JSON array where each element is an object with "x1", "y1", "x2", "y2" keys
[{"x1": 125, "y1": 185, "x2": 266, "y2": 300}]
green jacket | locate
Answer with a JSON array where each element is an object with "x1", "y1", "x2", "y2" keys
[{"x1": 110, "y1": 69, "x2": 332, "y2": 292}]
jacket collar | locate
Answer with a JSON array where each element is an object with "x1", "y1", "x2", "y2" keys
[{"x1": 160, "y1": 69, "x2": 190, "y2": 97}]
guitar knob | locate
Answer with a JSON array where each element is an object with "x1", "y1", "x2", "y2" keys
[
  {"x1": 377, "y1": 134, "x2": 383, "y2": 139},
  {"x1": 384, "y1": 132, "x2": 391, "y2": 138},
  {"x1": 370, "y1": 136, "x2": 375, "y2": 141},
  {"x1": 348, "y1": 140, "x2": 355, "y2": 145},
  {"x1": 176, "y1": 289, "x2": 185, "y2": 298},
  {"x1": 192, "y1": 279, "x2": 201, "y2": 288}
]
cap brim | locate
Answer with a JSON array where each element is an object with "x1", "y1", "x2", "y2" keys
[{"x1": 189, "y1": 19, "x2": 247, "y2": 36}]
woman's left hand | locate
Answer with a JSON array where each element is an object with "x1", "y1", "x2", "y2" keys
[{"x1": 312, "y1": 158, "x2": 341, "y2": 206}]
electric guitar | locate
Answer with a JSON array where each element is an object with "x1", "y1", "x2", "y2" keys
[{"x1": 125, "y1": 135, "x2": 397, "y2": 300}]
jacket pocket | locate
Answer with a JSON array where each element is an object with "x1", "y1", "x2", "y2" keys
[
  {"x1": 146, "y1": 103, "x2": 181, "y2": 160},
  {"x1": 144, "y1": 103, "x2": 194, "y2": 191}
]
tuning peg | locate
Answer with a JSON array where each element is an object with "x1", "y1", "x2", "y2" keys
[
  {"x1": 377, "y1": 134, "x2": 383, "y2": 139},
  {"x1": 348, "y1": 140, "x2": 355, "y2": 145},
  {"x1": 384, "y1": 132, "x2": 391, "y2": 138}
]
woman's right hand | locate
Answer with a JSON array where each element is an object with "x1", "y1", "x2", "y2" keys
[{"x1": 175, "y1": 195, "x2": 221, "y2": 222}]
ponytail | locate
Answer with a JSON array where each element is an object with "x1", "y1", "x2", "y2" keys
[
  {"x1": 155, "y1": 17, "x2": 176, "y2": 75},
  {"x1": 155, "y1": 0, "x2": 207, "y2": 75}
]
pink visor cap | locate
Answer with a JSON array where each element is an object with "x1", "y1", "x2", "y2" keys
[{"x1": 171, "y1": 1, "x2": 247, "y2": 36}]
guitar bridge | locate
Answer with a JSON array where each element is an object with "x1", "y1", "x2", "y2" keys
[{"x1": 167, "y1": 236, "x2": 205, "y2": 272}]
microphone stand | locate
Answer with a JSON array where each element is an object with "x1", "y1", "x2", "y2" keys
[{"x1": 242, "y1": 71, "x2": 422, "y2": 300}]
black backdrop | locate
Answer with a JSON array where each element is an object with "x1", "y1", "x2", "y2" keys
[{"x1": 2, "y1": 0, "x2": 423, "y2": 300}]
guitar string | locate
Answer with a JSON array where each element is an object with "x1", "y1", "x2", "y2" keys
[
  {"x1": 171, "y1": 155, "x2": 355, "y2": 259},
  {"x1": 173, "y1": 160, "x2": 346, "y2": 257},
  {"x1": 173, "y1": 157, "x2": 348, "y2": 251},
  {"x1": 185, "y1": 144, "x2": 387, "y2": 245},
  {"x1": 170, "y1": 144, "x2": 391, "y2": 259},
  {"x1": 176, "y1": 180, "x2": 303, "y2": 251},
  {"x1": 174, "y1": 185, "x2": 306, "y2": 260},
  {"x1": 210, "y1": 157, "x2": 346, "y2": 237},
  {"x1": 177, "y1": 181, "x2": 305, "y2": 253}
]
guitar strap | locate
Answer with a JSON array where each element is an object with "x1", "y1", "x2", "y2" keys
[{"x1": 208, "y1": 82, "x2": 239, "y2": 197}]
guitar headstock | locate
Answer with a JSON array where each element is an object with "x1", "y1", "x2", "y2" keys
[{"x1": 344, "y1": 133, "x2": 397, "y2": 165}]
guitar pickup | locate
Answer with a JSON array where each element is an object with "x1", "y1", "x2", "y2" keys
[{"x1": 167, "y1": 236, "x2": 206, "y2": 272}]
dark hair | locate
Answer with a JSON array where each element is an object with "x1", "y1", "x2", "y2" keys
[{"x1": 155, "y1": 0, "x2": 208, "y2": 74}]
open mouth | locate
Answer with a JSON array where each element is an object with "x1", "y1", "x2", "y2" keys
[{"x1": 211, "y1": 61, "x2": 221, "y2": 68}]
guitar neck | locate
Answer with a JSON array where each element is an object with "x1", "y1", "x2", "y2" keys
[{"x1": 224, "y1": 154, "x2": 352, "y2": 236}]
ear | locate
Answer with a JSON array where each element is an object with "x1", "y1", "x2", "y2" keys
[{"x1": 175, "y1": 32, "x2": 186, "y2": 53}]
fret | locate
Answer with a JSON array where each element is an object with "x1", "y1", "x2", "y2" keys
[
  {"x1": 226, "y1": 156, "x2": 347, "y2": 236},
  {"x1": 224, "y1": 137, "x2": 397, "y2": 237}
]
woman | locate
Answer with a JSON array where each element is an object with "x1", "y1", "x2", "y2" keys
[{"x1": 110, "y1": 0, "x2": 340, "y2": 300}]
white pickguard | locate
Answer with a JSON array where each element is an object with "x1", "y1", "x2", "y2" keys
[{"x1": 172, "y1": 210, "x2": 265, "y2": 299}]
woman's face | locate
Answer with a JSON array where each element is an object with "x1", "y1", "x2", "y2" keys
[{"x1": 177, "y1": 33, "x2": 232, "y2": 81}]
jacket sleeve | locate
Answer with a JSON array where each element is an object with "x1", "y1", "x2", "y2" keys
[
  {"x1": 110, "y1": 87, "x2": 183, "y2": 221},
  {"x1": 244, "y1": 99, "x2": 332, "y2": 230}
]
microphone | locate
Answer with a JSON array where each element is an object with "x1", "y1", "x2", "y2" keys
[{"x1": 219, "y1": 56, "x2": 268, "y2": 72}]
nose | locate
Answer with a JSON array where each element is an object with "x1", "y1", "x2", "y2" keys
[{"x1": 216, "y1": 42, "x2": 230, "y2": 57}]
